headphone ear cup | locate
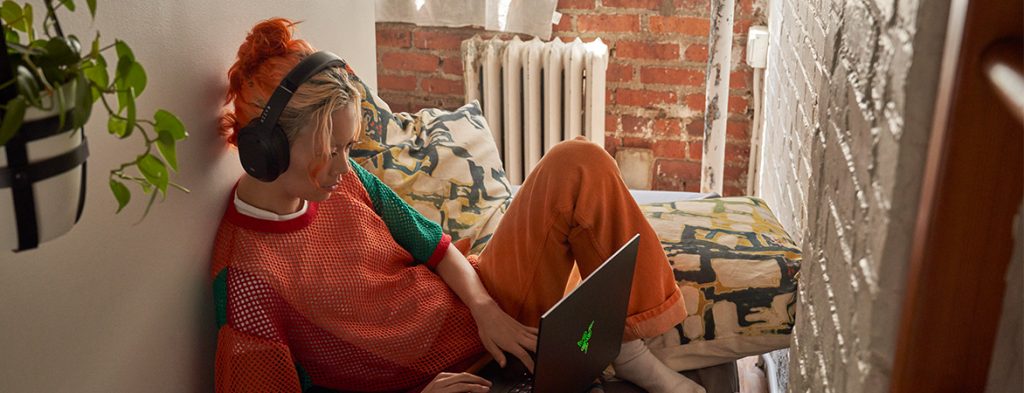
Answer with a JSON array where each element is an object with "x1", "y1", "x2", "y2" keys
[
  {"x1": 237, "y1": 122, "x2": 290, "y2": 182},
  {"x1": 237, "y1": 124, "x2": 271, "y2": 181},
  {"x1": 267, "y1": 124, "x2": 291, "y2": 178}
]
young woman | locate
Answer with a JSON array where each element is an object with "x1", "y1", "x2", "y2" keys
[{"x1": 211, "y1": 18, "x2": 704, "y2": 393}]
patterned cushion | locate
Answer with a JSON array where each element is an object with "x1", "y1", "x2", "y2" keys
[
  {"x1": 348, "y1": 74, "x2": 511, "y2": 255},
  {"x1": 640, "y1": 196, "x2": 801, "y2": 371}
]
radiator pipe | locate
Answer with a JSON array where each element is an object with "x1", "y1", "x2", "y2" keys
[
  {"x1": 747, "y1": 68, "x2": 764, "y2": 196},
  {"x1": 701, "y1": 0, "x2": 736, "y2": 195}
]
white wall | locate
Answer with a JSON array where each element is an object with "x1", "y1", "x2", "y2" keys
[
  {"x1": 756, "y1": 0, "x2": 949, "y2": 391},
  {"x1": 0, "y1": 1, "x2": 376, "y2": 391}
]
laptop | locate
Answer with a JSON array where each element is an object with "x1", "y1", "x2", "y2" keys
[{"x1": 476, "y1": 234, "x2": 640, "y2": 393}]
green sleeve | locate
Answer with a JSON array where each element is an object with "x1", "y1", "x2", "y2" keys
[
  {"x1": 350, "y1": 158, "x2": 451, "y2": 268},
  {"x1": 213, "y1": 267, "x2": 312, "y2": 392}
]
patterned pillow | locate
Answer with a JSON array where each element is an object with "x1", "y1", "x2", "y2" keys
[
  {"x1": 639, "y1": 196, "x2": 801, "y2": 371},
  {"x1": 348, "y1": 74, "x2": 511, "y2": 255}
]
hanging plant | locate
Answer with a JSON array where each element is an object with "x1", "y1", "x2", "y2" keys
[{"x1": 0, "y1": 0, "x2": 188, "y2": 251}]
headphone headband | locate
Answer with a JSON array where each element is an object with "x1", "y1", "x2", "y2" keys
[{"x1": 255, "y1": 51, "x2": 347, "y2": 128}]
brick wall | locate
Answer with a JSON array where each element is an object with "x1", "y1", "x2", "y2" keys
[
  {"x1": 756, "y1": 0, "x2": 950, "y2": 390},
  {"x1": 375, "y1": 0, "x2": 765, "y2": 195}
]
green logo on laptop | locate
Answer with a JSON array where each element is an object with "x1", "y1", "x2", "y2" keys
[{"x1": 578, "y1": 321, "x2": 594, "y2": 354}]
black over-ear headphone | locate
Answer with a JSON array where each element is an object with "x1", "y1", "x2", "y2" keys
[{"x1": 237, "y1": 51, "x2": 348, "y2": 182}]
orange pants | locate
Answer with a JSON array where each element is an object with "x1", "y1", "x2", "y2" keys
[{"x1": 471, "y1": 138, "x2": 687, "y2": 342}]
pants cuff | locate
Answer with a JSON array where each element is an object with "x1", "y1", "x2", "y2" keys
[{"x1": 624, "y1": 287, "x2": 687, "y2": 342}]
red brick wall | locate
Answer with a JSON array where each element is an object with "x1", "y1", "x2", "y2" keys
[{"x1": 375, "y1": 0, "x2": 765, "y2": 195}]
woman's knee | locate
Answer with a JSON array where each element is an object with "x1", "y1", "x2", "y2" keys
[{"x1": 543, "y1": 138, "x2": 616, "y2": 170}]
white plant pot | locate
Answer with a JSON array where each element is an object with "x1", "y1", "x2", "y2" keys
[{"x1": 0, "y1": 80, "x2": 89, "y2": 252}]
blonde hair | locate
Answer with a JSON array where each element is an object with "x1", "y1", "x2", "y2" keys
[{"x1": 277, "y1": 65, "x2": 363, "y2": 181}]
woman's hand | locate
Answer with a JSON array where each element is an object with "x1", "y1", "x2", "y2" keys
[
  {"x1": 470, "y1": 299, "x2": 539, "y2": 373},
  {"x1": 432, "y1": 246, "x2": 539, "y2": 372},
  {"x1": 422, "y1": 372, "x2": 492, "y2": 393}
]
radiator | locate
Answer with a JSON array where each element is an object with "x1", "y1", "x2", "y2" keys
[{"x1": 461, "y1": 35, "x2": 609, "y2": 185}]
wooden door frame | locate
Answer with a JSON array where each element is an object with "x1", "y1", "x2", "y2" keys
[{"x1": 890, "y1": 0, "x2": 1023, "y2": 390}]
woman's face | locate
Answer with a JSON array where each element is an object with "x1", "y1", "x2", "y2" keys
[{"x1": 277, "y1": 101, "x2": 360, "y2": 202}]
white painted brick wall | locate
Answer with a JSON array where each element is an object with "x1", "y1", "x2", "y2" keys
[{"x1": 756, "y1": 0, "x2": 950, "y2": 391}]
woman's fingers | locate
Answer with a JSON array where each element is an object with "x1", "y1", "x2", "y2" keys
[
  {"x1": 436, "y1": 372, "x2": 491, "y2": 386},
  {"x1": 448, "y1": 372, "x2": 492, "y2": 386},
  {"x1": 514, "y1": 320, "x2": 538, "y2": 353},
  {"x1": 519, "y1": 331, "x2": 538, "y2": 353},
  {"x1": 440, "y1": 383, "x2": 490, "y2": 393},
  {"x1": 437, "y1": 372, "x2": 492, "y2": 392},
  {"x1": 519, "y1": 323, "x2": 538, "y2": 338},
  {"x1": 515, "y1": 320, "x2": 539, "y2": 336},
  {"x1": 509, "y1": 345, "x2": 535, "y2": 373},
  {"x1": 482, "y1": 339, "x2": 507, "y2": 367}
]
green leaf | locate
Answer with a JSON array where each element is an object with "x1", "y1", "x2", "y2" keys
[
  {"x1": 41, "y1": 37, "x2": 78, "y2": 66},
  {"x1": 59, "y1": 0, "x2": 75, "y2": 12},
  {"x1": 89, "y1": 31, "x2": 100, "y2": 58},
  {"x1": 114, "y1": 41, "x2": 131, "y2": 76},
  {"x1": 22, "y1": 3, "x2": 32, "y2": 41},
  {"x1": 55, "y1": 83, "x2": 67, "y2": 129},
  {"x1": 137, "y1": 154, "x2": 168, "y2": 195},
  {"x1": 124, "y1": 87, "x2": 136, "y2": 138},
  {"x1": 114, "y1": 63, "x2": 146, "y2": 97},
  {"x1": 28, "y1": 38, "x2": 46, "y2": 50},
  {"x1": 1, "y1": 1, "x2": 25, "y2": 32},
  {"x1": 72, "y1": 72, "x2": 92, "y2": 128},
  {"x1": 138, "y1": 187, "x2": 157, "y2": 222},
  {"x1": 115, "y1": 54, "x2": 131, "y2": 84},
  {"x1": 83, "y1": 54, "x2": 108, "y2": 102},
  {"x1": 15, "y1": 65, "x2": 40, "y2": 106},
  {"x1": 109, "y1": 179, "x2": 130, "y2": 213},
  {"x1": 4, "y1": 28, "x2": 17, "y2": 43},
  {"x1": 107, "y1": 116, "x2": 129, "y2": 138},
  {"x1": 114, "y1": 39, "x2": 133, "y2": 62},
  {"x1": 154, "y1": 109, "x2": 186, "y2": 140},
  {"x1": 0, "y1": 96, "x2": 26, "y2": 146},
  {"x1": 86, "y1": 0, "x2": 95, "y2": 19},
  {"x1": 116, "y1": 89, "x2": 127, "y2": 113},
  {"x1": 1, "y1": 1, "x2": 18, "y2": 21},
  {"x1": 125, "y1": 61, "x2": 146, "y2": 95},
  {"x1": 156, "y1": 130, "x2": 177, "y2": 171},
  {"x1": 114, "y1": 56, "x2": 132, "y2": 111}
]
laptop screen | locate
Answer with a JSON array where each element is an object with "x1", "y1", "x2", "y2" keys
[{"x1": 532, "y1": 234, "x2": 640, "y2": 393}]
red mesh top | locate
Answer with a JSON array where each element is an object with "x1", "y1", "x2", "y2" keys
[{"x1": 210, "y1": 164, "x2": 485, "y2": 392}]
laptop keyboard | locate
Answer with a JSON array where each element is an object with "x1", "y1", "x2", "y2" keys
[{"x1": 508, "y1": 371, "x2": 534, "y2": 393}]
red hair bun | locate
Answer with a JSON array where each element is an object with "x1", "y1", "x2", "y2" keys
[{"x1": 220, "y1": 18, "x2": 315, "y2": 146}]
